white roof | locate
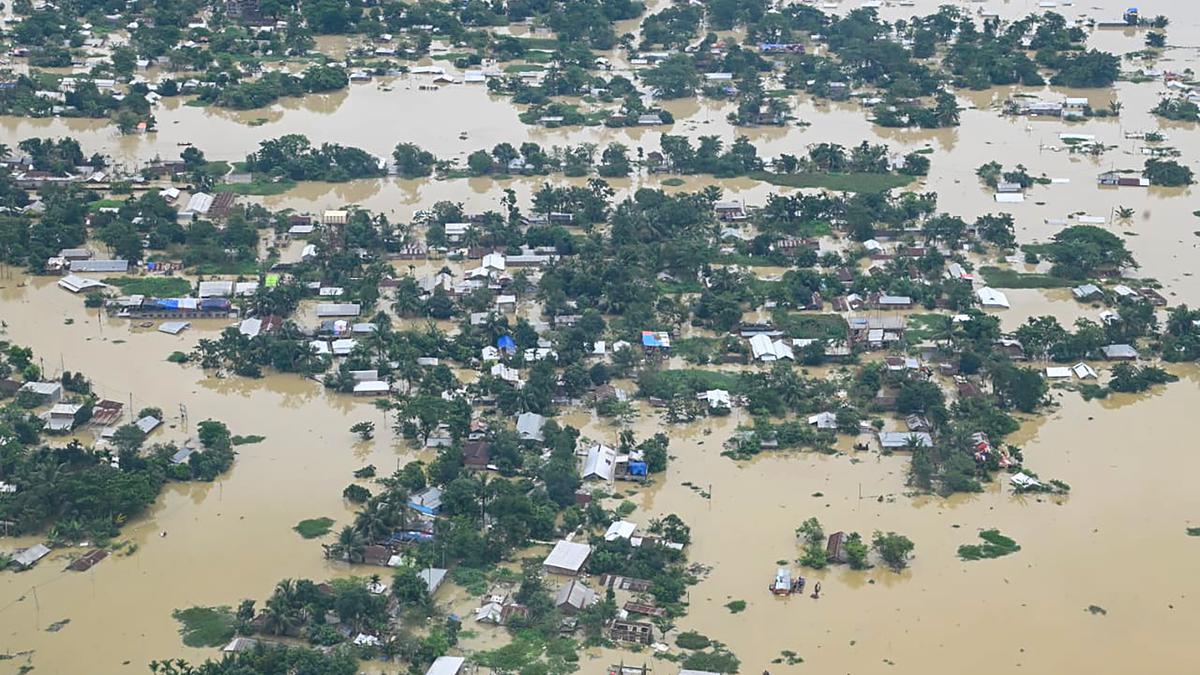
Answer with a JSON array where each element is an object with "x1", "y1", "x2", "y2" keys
[
  {"x1": 1045, "y1": 366, "x2": 1072, "y2": 379},
  {"x1": 198, "y1": 280, "x2": 234, "y2": 297},
  {"x1": 353, "y1": 380, "x2": 390, "y2": 394},
  {"x1": 604, "y1": 520, "x2": 637, "y2": 541},
  {"x1": 543, "y1": 540, "x2": 591, "y2": 573},
  {"x1": 310, "y1": 340, "x2": 331, "y2": 355},
  {"x1": 1010, "y1": 472, "x2": 1041, "y2": 489},
  {"x1": 582, "y1": 444, "x2": 617, "y2": 481},
  {"x1": 316, "y1": 303, "x2": 361, "y2": 317},
  {"x1": 184, "y1": 192, "x2": 213, "y2": 214},
  {"x1": 332, "y1": 338, "x2": 357, "y2": 355},
  {"x1": 158, "y1": 321, "x2": 191, "y2": 335},
  {"x1": 976, "y1": 287, "x2": 1010, "y2": 308},
  {"x1": 58, "y1": 275, "x2": 107, "y2": 293},
  {"x1": 994, "y1": 192, "x2": 1025, "y2": 203},
  {"x1": 1102, "y1": 344, "x2": 1138, "y2": 359},
  {"x1": 135, "y1": 415, "x2": 161, "y2": 433},
  {"x1": 1072, "y1": 362, "x2": 1098, "y2": 379},
  {"x1": 424, "y1": 656, "x2": 465, "y2": 675},
  {"x1": 69, "y1": 259, "x2": 129, "y2": 273},
  {"x1": 238, "y1": 318, "x2": 262, "y2": 337},
  {"x1": 749, "y1": 333, "x2": 794, "y2": 361},
  {"x1": 879, "y1": 431, "x2": 933, "y2": 448}
]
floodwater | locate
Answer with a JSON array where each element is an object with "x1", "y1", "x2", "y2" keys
[{"x1": 2, "y1": 0, "x2": 1200, "y2": 673}]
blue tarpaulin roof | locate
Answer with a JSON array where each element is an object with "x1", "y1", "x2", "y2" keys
[
  {"x1": 497, "y1": 335, "x2": 516, "y2": 350},
  {"x1": 627, "y1": 461, "x2": 648, "y2": 476}
]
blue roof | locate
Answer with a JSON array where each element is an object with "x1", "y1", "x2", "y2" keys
[
  {"x1": 497, "y1": 335, "x2": 516, "y2": 350},
  {"x1": 627, "y1": 461, "x2": 648, "y2": 476}
]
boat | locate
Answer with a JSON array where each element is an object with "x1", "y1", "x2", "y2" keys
[{"x1": 771, "y1": 567, "x2": 792, "y2": 595}]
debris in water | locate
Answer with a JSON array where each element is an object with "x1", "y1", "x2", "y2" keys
[
  {"x1": 46, "y1": 619, "x2": 70, "y2": 632},
  {"x1": 1086, "y1": 605, "x2": 1108, "y2": 616}
]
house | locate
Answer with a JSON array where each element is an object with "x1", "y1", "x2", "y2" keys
[
  {"x1": 808, "y1": 411, "x2": 838, "y2": 430},
  {"x1": 419, "y1": 567, "x2": 448, "y2": 595},
  {"x1": 19, "y1": 381, "x2": 63, "y2": 404},
  {"x1": 976, "y1": 287, "x2": 1010, "y2": 309},
  {"x1": 878, "y1": 431, "x2": 933, "y2": 449},
  {"x1": 222, "y1": 637, "x2": 259, "y2": 653},
  {"x1": 905, "y1": 414, "x2": 932, "y2": 432},
  {"x1": 69, "y1": 259, "x2": 129, "y2": 273},
  {"x1": 1046, "y1": 366, "x2": 1072, "y2": 379},
  {"x1": 516, "y1": 412, "x2": 546, "y2": 442},
  {"x1": 713, "y1": 200, "x2": 747, "y2": 221},
  {"x1": 826, "y1": 532, "x2": 848, "y2": 564},
  {"x1": 641, "y1": 331, "x2": 671, "y2": 350},
  {"x1": 749, "y1": 333, "x2": 794, "y2": 361},
  {"x1": 604, "y1": 520, "x2": 637, "y2": 542},
  {"x1": 44, "y1": 403, "x2": 83, "y2": 432},
  {"x1": 610, "y1": 619, "x2": 654, "y2": 645},
  {"x1": 444, "y1": 222, "x2": 472, "y2": 242},
  {"x1": 1072, "y1": 284, "x2": 1103, "y2": 300},
  {"x1": 1072, "y1": 362, "x2": 1098, "y2": 379},
  {"x1": 158, "y1": 321, "x2": 190, "y2": 335},
  {"x1": 323, "y1": 210, "x2": 349, "y2": 226},
  {"x1": 198, "y1": 280, "x2": 235, "y2": 298},
  {"x1": 1101, "y1": 344, "x2": 1138, "y2": 360},
  {"x1": 555, "y1": 580, "x2": 599, "y2": 615},
  {"x1": 353, "y1": 381, "x2": 390, "y2": 396},
  {"x1": 58, "y1": 274, "x2": 108, "y2": 293},
  {"x1": 847, "y1": 316, "x2": 905, "y2": 348},
  {"x1": 874, "y1": 294, "x2": 913, "y2": 310},
  {"x1": 495, "y1": 295, "x2": 517, "y2": 313},
  {"x1": 1097, "y1": 171, "x2": 1149, "y2": 187},
  {"x1": 424, "y1": 656, "x2": 466, "y2": 675},
  {"x1": 135, "y1": 415, "x2": 162, "y2": 434},
  {"x1": 13, "y1": 544, "x2": 51, "y2": 569},
  {"x1": 409, "y1": 487, "x2": 444, "y2": 516},
  {"x1": 316, "y1": 303, "x2": 361, "y2": 318},
  {"x1": 463, "y1": 440, "x2": 492, "y2": 468},
  {"x1": 698, "y1": 389, "x2": 731, "y2": 410},
  {"x1": 582, "y1": 444, "x2": 618, "y2": 481},
  {"x1": 543, "y1": 540, "x2": 592, "y2": 576}
]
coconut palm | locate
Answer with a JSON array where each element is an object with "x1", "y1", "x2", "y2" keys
[
  {"x1": 325, "y1": 525, "x2": 366, "y2": 563},
  {"x1": 1116, "y1": 206, "x2": 1135, "y2": 222}
]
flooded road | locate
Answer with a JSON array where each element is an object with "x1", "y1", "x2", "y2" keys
[{"x1": 2, "y1": 0, "x2": 1200, "y2": 673}]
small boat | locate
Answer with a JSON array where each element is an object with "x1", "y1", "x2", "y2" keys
[{"x1": 771, "y1": 567, "x2": 792, "y2": 595}]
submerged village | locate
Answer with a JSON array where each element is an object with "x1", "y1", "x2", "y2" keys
[{"x1": 1, "y1": 1, "x2": 1200, "y2": 674}]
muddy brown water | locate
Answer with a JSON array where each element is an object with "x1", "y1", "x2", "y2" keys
[{"x1": 3, "y1": 0, "x2": 1200, "y2": 672}]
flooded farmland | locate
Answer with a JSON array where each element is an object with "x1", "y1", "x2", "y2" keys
[{"x1": 2, "y1": 0, "x2": 1200, "y2": 674}]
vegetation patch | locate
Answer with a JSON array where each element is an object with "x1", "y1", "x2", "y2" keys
[
  {"x1": 750, "y1": 170, "x2": 914, "y2": 193},
  {"x1": 675, "y1": 631, "x2": 712, "y2": 650},
  {"x1": 906, "y1": 313, "x2": 951, "y2": 342},
  {"x1": 958, "y1": 529, "x2": 1021, "y2": 561},
  {"x1": 102, "y1": 276, "x2": 192, "y2": 297},
  {"x1": 473, "y1": 630, "x2": 577, "y2": 675},
  {"x1": 172, "y1": 606, "x2": 235, "y2": 647},
  {"x1": 293, "y1": 517, "x2": 335, "y2": 539},
  {"x1": 660, "y1": 177, "x2": 686, "y2": 187},
  {"x1": 213, "y1": 178, "x2": 297, "y2": 196},
  {"x1": 231, "y1": 435, "x2": 266, "y2": 445},
  {"x1": 449, "y1": 566, "x2": 490, "y2": 596},
  {"x1": 978, "y1": 266, "x2": 1074, "y2": 289},
  {"x1": 1187, "y1": 527, "x2": 1200, "y2": 537},
  {"x1": 724, "y1": 599, "x2": 747, "y2": 613}
]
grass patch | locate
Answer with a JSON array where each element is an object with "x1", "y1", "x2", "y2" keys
[
  {"x1": 1187, "y1": 527, "x2": 1200, "y2": 537},
  {"x1": 725, "y1": 599, "x2": 747, "y2": 613},
  {"x1": 660, "y1": 177, "x2": 686, "y2": 187},
  {"x1": 906, "y1": 313, "x2": 951, "y2": 341},
  {"x1": 978, "y1": 266, "x2": 1074, "y2": 289},
  {"x1": 231, "y1": 434, "x2": 265, "y2": 445},
  {"x1": 771, "y1": 311, "x2": 847, "y2": 340},
  {"x1": 214, "y1": 178, "x2": 297, "y2": 196},
  {"x1": 88, "y1": 198, "x2": 126, "y2": 212},
  {"x1": 172, "y1": 606, "x2": 234, "y2": 647},
  {"x1": 958, "y1": 529, "x2": 1021, "y2": 561},
  {"x1": 502, "y1": 63, "x2": 545, "y2": 74},
  {"x1": 167, "y1": 351, "x2": 190, "y2": 364},
  {"x1": 450, "y1": 566, "x2": 491, "y2": 596},
  {"x1": 103, "y1": 276, "x2": 191, "y2": 297},
  {"x1": 293, "y1": 517, "x2": 335, "y2": 539},
  {"x1": 750, "y1": 171, "x2": 914, "y2": 193}
]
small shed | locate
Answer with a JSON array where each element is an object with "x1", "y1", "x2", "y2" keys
[{"x1": 424, "y1": 656, "x2": 465, "y2": 675}]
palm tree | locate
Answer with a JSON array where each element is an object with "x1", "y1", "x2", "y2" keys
[
  {"x1": 325, "y1": 525, "x2": 367, "y2": 562},
  {"x1": 1116, "y1": 206, "x2": 1135, "y2": 222}
]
